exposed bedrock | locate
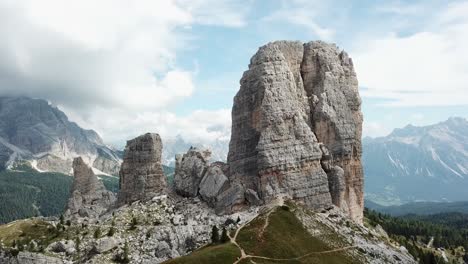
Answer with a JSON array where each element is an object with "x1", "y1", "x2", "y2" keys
[
  {"x1": 174, "y1": 147, "x2": 211, "y2": 197},
  {"x1": 227, "y1": 40, "x2": 364, "y2": 222},
  {"x1": 117, "y1": 133, "x2": 167, "y2": 206},
  {"x1": 65, "y1": 157, "x2": 115, "y2": 219}
]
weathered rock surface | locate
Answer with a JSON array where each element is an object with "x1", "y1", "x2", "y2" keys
[
  {"x1": 198, "y1": 162, "x2": 229, "y2": 206},
  {"x1": 174, "y1": 147, "x2": 211, "y2": 197},
  {"x1": 117, "y1": 133, "x2": 167, "y2": 205},
  {"x1": 302, "y1": 41, "x2": 364, "y2": 222},
  {"x1": 0, "y1": 251, "x2": 71, "y2": 264},
  {"x1": 91, "y1": 237, "x2": 121, "y2": 254},
  {"x1": 47, "y1": 240, "x2": 76, "y2": 255},
  {"x1": 64, "y1": 157, "x2": 115, "y2": 219},
  {"x1": 227, "y1": 40, "x2": 364, "y2": 222}
]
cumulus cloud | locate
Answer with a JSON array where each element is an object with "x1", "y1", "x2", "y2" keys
[
  {"x1": 0, "y1": 0, "x2": 247, "y2": 146},
  {"x1": 63, "y1": 106, "x2": 231, "y2": 149},
  {"x1": 352, "y1": 1, "x2": 468, "y2": 106}
]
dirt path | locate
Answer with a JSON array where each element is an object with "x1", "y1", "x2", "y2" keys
[
  {"x1": 231, "y1": 199, "x2": 356, "y2": 263},
  {"x1": 258, "y1": 209, "x2": 273, "y2": 239}
]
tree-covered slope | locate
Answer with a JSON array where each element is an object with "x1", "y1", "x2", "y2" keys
[{"x1": 0, "y1": 164, "x2": 175, "y2": 223}]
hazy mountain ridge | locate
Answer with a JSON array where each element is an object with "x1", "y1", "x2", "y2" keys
[
  {"x1": 364, "y1": 117, "x2": 468, "y2": 205},
  {"x1": 0, "y1": 96, "x2": 122, "y2": 175},
  {"x1": 162, "y1": 135, "x2": 229, "y2": 166}
]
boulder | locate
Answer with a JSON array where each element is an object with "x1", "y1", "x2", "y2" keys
[
  {"x1": 215, "y1": 182, "x2": 245, "y2": 215},
  {"x1": 92, "y1": 237, "x2": 121, "y2": 254},
  {"x1": 199, "y1": 162, "x2": 229, "y2": 205},
  {"x1": 174, "y1": 147, "x2": 211, "y2": 197},
  {"x1": 245, "y1": 189, "x2": 262, "y2": 206}
]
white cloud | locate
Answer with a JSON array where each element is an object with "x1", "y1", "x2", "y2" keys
[
  {"x1": 353, "y1": 1, "x2": 468, "y2": 106},
  {"x1": 363, "y1": 121, "x2": 392, "y2": 138},
  {"x1": 0, "y1": 0, "x2": 247, "y2": 146},
  {"x1": 63, "y1": 106, "x2": 231, "y2": 148}
]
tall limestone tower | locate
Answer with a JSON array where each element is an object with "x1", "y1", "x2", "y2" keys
[{"x1": 227, "y1": 41, "x2": 364, "y2": 222}]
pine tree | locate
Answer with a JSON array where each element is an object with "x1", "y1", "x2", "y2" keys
[
  {"x1": 108, "y1": 219, "x2": 116, "y2": 236},
  {"x1": 108, "y1": 226, "x2": 115, "y2": 237},
  {"x1": 220, "y1": 227, "x2": 229, "y2": 243},
  {"x1": 211, "y1": 225, "x2": 219, "y2": 244},
  {"x1": 122, "y1": 241, "x2": 130, "y2": 263},
  {"x1": 75, "y1": 236, "x2": 81, "y2": 253},
  {"x1": 129, "y1": 215, "x2": 138, "y2": 230},
  {"x1": 94, "y1": 227, "x2": 102, "y2": 239}
]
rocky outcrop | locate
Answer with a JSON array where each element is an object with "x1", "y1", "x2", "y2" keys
[
  {"x1": 64, "y1": 157, "x2": 115, "y2": 219},
  {"x1": 117, "y1": 133, "x2": 167, "y2": 205},
  {"x1": 0, "y1": 251, "x2": 71, "y2": 264},
  {"x1": 173, "y1": 147, "x2": 249, "y2": 214},
  {"x1": 227, "y1": 40, "x2": 364, "y2": 222},
  {"x1": 174, "y1": 147, "x2": 211, "y2": 197},
  {"x1": 199, "y1": 162, "x2": 229, "y2": 206}
]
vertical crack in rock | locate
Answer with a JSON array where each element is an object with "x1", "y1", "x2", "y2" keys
[
  {"x1": 117, "y1": 133, "x2": 167, "y2": 206},
  {"x1": 65, "y1": 157, "x2": 115, "y2": 220},
  {"x1": 228, "y1": 40, "x2": 364, "y2": 222},
  {"x1": 301, "y1": 41, "x2": 364, "y2": 222}
]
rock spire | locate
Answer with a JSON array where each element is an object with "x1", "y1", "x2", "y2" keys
[
  {"x1": 117, "y1": 133, "x2": 167, "y2": 205},
  {"x1": 65, "y1": 157, "x2": 115, "y2": 219}
]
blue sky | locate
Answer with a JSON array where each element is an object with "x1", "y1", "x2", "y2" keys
[
  {"x1": 0, "y1": 0, "x2": 467, "y2": 146},
  {"x1": 173, "y1": 0, "x2": 468, "y2": 137}
]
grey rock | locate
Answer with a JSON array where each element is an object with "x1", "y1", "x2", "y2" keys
[
  {"x1": 199, "y1": 162, "x2": 229, "y2": 206},
  {"x1": 0, "y1": 251, "x2": 71, "y2": 264},
  {"x1": 227, "y1": 40, "x2": 364, "y2": 222},
  {"x1": 117, "y1": 133, "x2": 167, "y2": 205},
  {"x1": 302, "y1": 41, "x2": 364, "y2": 222},
  {"x1": 327, "y1": 166, "x2": 345, "y2": 207},
  {"x1": 92, "y1": 237, "x2": 121, "y2": 253},
  {"x1": 47, "y1": 240, "x2": 75, "y2": 255},
  {"x1": 245, "y1": 188, "x2": 262, "y2": 206},
  {"x1": 174, "y1": 147, "x2": 211, "y2": 197},
  {"x1": 215, "y1": 182, "x2": 245, "y2": 215},
  {"x1": 64, "y1": 157, "x2": 115, "y2": 219}
]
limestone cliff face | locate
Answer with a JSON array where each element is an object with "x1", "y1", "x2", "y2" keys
[
  {"x1": 228, "y1": 41, "x2": 364, "y2": 222},
  {"x1": 65, "y1": 157, "x2": 115, "y2": 219},
  {"x1": 117, "y1": 133, "x2": 167, "y2": 206},
  {"x1": 174, "y1": 147, "x2": 211, "y2": 197}
]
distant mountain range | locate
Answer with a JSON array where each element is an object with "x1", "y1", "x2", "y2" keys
[
  {"x1": 363, "y1": 117, "x2": 468, "y2": 205},
  {"x1": 1, "y1": 96, "x2": 467, "y2": 207},
  {"x1": 365, "y1": 199, "x2": 468, "y2": 216},
  {"x1": 0, "y1": 96, "x2": 121, "y2": 175}
]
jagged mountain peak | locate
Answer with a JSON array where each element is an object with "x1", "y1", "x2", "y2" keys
[
  {"x1": 364, "y1": 117, "x2": 468, "y2": 205},
  {"x1": 0, "y1": 96, "x2": 120, "y2": 175}
]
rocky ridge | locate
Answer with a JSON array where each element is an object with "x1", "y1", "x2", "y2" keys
[
  {"x1": 173, "y1": 40, "x2": 364, "y2": 222},
  {"x1": 0, "y1": 40, "x2": 375, "y2": 263}
]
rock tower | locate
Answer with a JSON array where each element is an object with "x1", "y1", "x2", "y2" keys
[
  {"x1": 228, "y1": 41, "x2": 364, "y2": 222},
  {"x1": 117, "y1": 133, "x2": 167, "y2": 205},
  {"x1": 65, "y1": 157, "x2": 115, "y2": 219}
]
